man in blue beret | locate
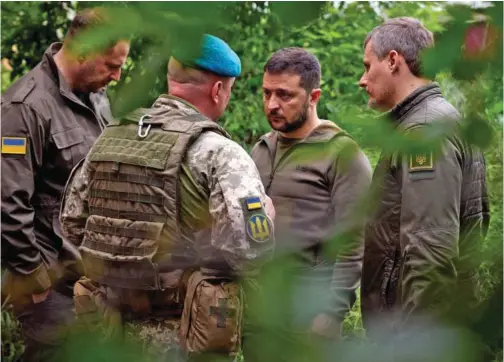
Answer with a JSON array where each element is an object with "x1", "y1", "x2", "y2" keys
[{"x1": 59, "y1": 34, "x2": 275, "y2": 360}]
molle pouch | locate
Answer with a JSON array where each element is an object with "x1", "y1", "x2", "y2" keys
[
  {"x1": 179, "y1": 271, "x2": 243, "y2": 356},
  {"x1": 73, "y1": 277, "x2": 122, "y2": 340}
]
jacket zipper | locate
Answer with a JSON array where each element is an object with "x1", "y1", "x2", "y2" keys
[
  {"x1": 265, "y1": 142, "x2": 302, "y2": 194},
  {"x1": 264, "y1": 128, "x2": 337, "y2": 193}
]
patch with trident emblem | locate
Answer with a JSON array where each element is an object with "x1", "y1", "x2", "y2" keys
[
  {"x1": 409, "y1": 151, "x2": 435, "y2": 172},
  {"x1": 246, "y1": 214, "x2": 272, "y2": 243}
]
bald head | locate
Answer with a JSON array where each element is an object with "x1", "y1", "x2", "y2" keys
[
  {"x1": 165, "y1": 34, "x2": 241, "y2": 121},
  {"x1": 167, "y1": 57, "x2": 209, "y2": 85},
  {"x1": 166, "y1": 57, "x2": 235, "y2": 121}
]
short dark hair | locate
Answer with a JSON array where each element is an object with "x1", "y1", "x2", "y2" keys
[
  {"x1": 364, "y1": 17, "x2": 434, "y2": 77},
  {"x1": 64, "y1": 7, "x2": 128, "y2": 55},
  {"x1": 65, "y1": 7, "x2": 110, "y2": 40},
  {"x1": 264, "y1": 47, "x2": 321, "y2": 92}
]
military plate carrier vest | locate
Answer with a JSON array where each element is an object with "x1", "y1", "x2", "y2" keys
[{"x1": 80, "y1": 108, "x2": 230, "y2": 290}]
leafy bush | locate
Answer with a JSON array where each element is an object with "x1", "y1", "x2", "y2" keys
[{"x1": 1, "y1": 2, "x2": 502, "y2": 361}]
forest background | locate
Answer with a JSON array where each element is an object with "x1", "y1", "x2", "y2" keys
[{"x1": 1, "y1": 1, "x2": 502, "y2": 362}]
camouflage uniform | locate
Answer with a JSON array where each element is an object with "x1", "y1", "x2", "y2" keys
[{"x1": 60, "y1": 95, "x2": 274, "y2": 357}]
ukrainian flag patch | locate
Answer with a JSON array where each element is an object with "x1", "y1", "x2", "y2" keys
[
  {"x1": 2, "y1": 137, "x2": 27, "y2": 155},
  {"x1": 245, "y1": 197, "x2": 262, "y2": 210}
]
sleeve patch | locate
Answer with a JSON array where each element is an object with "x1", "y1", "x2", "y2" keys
[
  {"x1": 409, "y1": 151, "x2": 434, "y2": 172},
  {"x1": 1, "y1": 137, "x2": 27, "y2": 155},
  {"x1": 245, "y1": 196, "x2": 262, "y2": 210},
  {"x1": 246, "y1": 214, "x2": 272, "y2": 243}
]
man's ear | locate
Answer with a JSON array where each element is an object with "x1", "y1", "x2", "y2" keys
[
  {"x1": 310, "y1": 88, "x2": 321, "y2": 106},
  {"x1": 211, "y1": 81, "x2": 223, "y2": 104},
  {"x1": 388, "y1": 50, "x2": 399, "y2": 74}
]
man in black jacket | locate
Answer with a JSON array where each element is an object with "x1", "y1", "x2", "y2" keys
[
  {"x1": 359, "y1": 17, "x2": 489, "y2": 339},
  {"x1": 1, "y1": 7, "x2": 129, "y2": 361}
]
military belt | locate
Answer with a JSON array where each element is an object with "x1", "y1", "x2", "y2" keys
[{"x1": 82, "y1": 253, "x2": 197, "y2": 290}]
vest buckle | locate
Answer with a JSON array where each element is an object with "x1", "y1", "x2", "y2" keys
[{"x1": 138, "y1": 114, "x2": 152, "y2": 138}]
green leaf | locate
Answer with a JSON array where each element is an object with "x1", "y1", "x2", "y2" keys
[
  {"x1": 460, "y1": 114, "x2": 495, "y2": 149},
  {"x1": 269, "y1": 1, "x2": 325, "y2": 27}
]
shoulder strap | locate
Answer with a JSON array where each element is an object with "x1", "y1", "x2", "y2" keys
[
  {"x1": 108, "y1": 107, "x2": 153, "y2": 127},
  {"x1": 178, "y1": 113, "x2": 232, "y2": 140},
  {"x1": 12, "y1": 77, "x2": 36, "y2": 103}
]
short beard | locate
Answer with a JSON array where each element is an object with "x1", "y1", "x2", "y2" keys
[{"x1": 269, "y1": 100, "x2": 309, "y2": 134}]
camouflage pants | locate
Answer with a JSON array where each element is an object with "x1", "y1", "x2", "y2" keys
[
  {"x1": 124, "y1": 316, "x2": 181, "y2": 357},
  {"x1": 73, "y1": 277, "x2": 185, "y2": 360}
]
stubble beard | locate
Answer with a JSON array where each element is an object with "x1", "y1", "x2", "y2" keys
[
  {"x1": 369, "y1": 82, "x2": 396, "y2": 112},
  {"x1": 268, "y1": 101, "x2": 309, "y2": 133}
]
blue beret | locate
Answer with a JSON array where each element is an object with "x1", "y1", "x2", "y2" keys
[{"x1": 175, "y1": 34, "x2": 241, "y2": 78}]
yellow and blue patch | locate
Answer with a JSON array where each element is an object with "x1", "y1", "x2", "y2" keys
[
  {"x1": 1, "y1": 137, "x2": 27, "y2": 155},
  {"x1": 245, "y1": 197, "x2": 262, "y2": 210},
  {"x1": 246, "y1": 214, "x2": 272, "y2": 243}
]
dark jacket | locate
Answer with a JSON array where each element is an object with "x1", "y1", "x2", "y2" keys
[
  {"x1": 251, "y1": 120, "x2": 372, "y2": 322},
  {"x1": 1, "y1": 43, "x2": 112, "y2": 295},
  {"x1": 360, "y1": 83, "x2": 490, "y2": 337}
]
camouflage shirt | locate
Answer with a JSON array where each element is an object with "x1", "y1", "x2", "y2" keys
[{"x1": 60, "y1": 95, "x2": 275, "y2": 274}]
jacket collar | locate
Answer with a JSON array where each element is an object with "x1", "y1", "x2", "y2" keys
[
  {"x1": 152, "y1": 94, "x2": 201, "y2": 114},
  {"x1": 260, "y1": 131, "x2": 278, "y2": 155},
  {"x1": 387, "y1": 82, "x2": 442, "y2": 124},
  {"x1": 42, "y1": 43, "x2": 75, "y2": 97},
  {"x1": 259, "y1": 119, "x2": 343, "y2": 155}
]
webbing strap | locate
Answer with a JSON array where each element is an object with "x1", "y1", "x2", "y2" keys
[
  {"x1": 82, "y1": 253, "x2": 160, "y2": 290},
  {"x1": 88, "y1": 127, "x2": 177, "y2": 170},
  {"x1": 87, "y1": 223, "x2": 160, "y2": 240},
  {"x1": 94, "y1": 171, "x2": 165, "y2": 188},
  {"x1": 81, "y1": 253, "x2": 191, "y2": 290},
  {"x1": 89, "y1": 207, "x2": 166, "y2": 223},
  {"x1": 90, "y1": 189, "x2": 164, "y2": 206},
  {"x1": 81, "y1": 238, "x2": 157, "y2": 256}
]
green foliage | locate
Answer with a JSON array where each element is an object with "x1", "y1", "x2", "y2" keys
[
  {"x1": 1, "y1": 1, "x2": 502, "y2": 361},
  {"x1": 1, "y1": 308, "x2": 24, "y2": 361},
  {"x1": 1, "y1": 1, "x2": 74, "y2": 81}
]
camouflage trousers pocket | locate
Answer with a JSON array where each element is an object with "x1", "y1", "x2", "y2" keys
[
  {"x1": 73, "y1": 277, "x2": 123, "y2": 340},
  {"x1": 179, "y1": 271, "x2": 243, "y2": 356}
]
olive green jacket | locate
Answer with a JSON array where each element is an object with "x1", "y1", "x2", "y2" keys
[
  {"x1": 360, "y1": 83, "x2": 490, "y2": 338},
  {"x1": 251, "y1": 120, "x2": 372, "y2": 322}
]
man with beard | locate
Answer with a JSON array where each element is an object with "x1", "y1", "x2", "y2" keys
[
  {"x1": 59, "y1": 34, "x2": 275, "y2": 361},
  {"x1": 1, "y1": 7, "x2": 129, "y2": 361},
  {"x1": 250, "y1": 47, "x2": 372, "y2": 345}
]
